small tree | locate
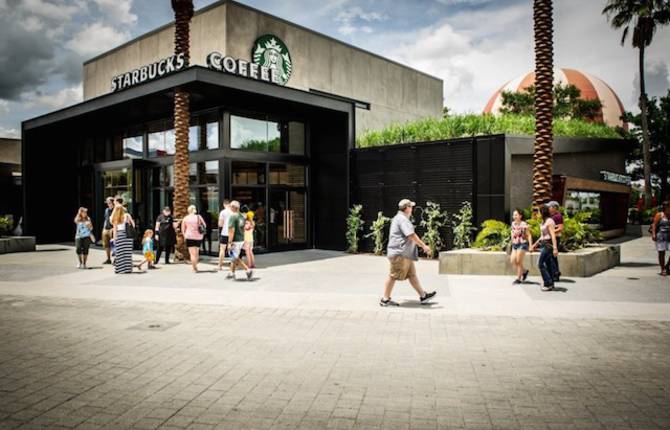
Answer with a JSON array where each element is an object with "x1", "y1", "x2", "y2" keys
[
  {"x1": 419, "y1": 201, "x2": 448, "y2": 258},
  {"x1": 451, "y1": 201, "x2": 474, "y2": 249},
  {"x1": 365, "y1": 211, "x2": 391, "y2": 256},
  {"x1": 345, "y1": 204, "x2": 365, "y2": 253}
]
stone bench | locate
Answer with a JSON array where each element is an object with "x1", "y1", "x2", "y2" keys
[
  {"x1": 439, "y1": 245, "x2": 620, "y2": 277},
  {"x1": 0, "y1": 236, "x2": 36, "y2": 254}
]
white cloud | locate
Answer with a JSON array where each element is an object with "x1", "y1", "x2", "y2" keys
[
  {"x1": 65, "y1": 22, "x2": 130, "y2": 57},
  {"x1": 0, "y1": 100, "x2": 8, "y2": 115},
  {"x1": 94, "y1": 0, "x2": 137, "y2": 24},
  {"x1": 335, "y1": 6, "x2": 386, "y2": 35},
  {"x1": 0, "y1": 125, "x2": 19, "y2": 139},
  {"x1": 20, "y1": 0, "x2": 80, "y2": 21},
  {"x1": 19, "y1": 15, "x2": 43, "y2": 31},
  {"x1": 23, "y1": 85, "x2": 83, "y2": 109}
]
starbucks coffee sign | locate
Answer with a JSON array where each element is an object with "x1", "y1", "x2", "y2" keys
[
  {"x1": 251, "y1": 35, "x2": 292, "y2": 85},
  {"x1": 206, "y1": 52, "x2": 281, "y2": 84},
  {"x1": 111, "y1": 53, "x2": 186, "y2": 92}
]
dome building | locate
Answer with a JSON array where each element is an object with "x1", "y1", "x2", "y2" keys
[{"x1": 483, "y1": 68, "x2": 627, "y2": 130}]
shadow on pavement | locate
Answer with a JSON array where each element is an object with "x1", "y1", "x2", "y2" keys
[
  {"x1": 552, "y1": 287, "x2": 568, "y2": 293},
  {"x1": 619, "y1": 262, "x2": 658, "y2": 268},
  {"x1": 398, "y1": 301, "x2": 442, "y2": 309}
]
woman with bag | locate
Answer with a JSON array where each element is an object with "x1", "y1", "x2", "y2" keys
[
  {"x1": 509, "y1": 209, "x2": 532, "y2": 284},
  {"x1": 181, "y1": 205, "x2": 206, "y2": 272},
  {"x1": 531, "y1": 206, "x2": 559, "y2": 291},
  {"x1": 111, "y1": 205, "x2": 136, "y2": 274},
  {"x1": 74, "y1": 207, "x2": 94, "y2": 269}
]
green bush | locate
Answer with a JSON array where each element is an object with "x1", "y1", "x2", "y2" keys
[
  {"x1": 473, "y1": 220, "x2": 511, "y2": 251},
  {"x1": 356, "y1": 113, "x2": 622, "y2": 147},
  {"x1": 345, "y1": 205, "x2": 365, "y2": 253},
  {"x1": 419, "y1": 201, "x2": 448, "y2": 258},
  {"x1": 0, "y1": 216, "x2": 13, "y2": 236},
  {"x1": 561, "y1": 211, "x2": 602, "y2": 251},
  {"x1": 451, "y1": 201, "x2": 474, "y2": 249},
  {"x1": 365, "y1": 211, "x2": 390, "y2": 256}
]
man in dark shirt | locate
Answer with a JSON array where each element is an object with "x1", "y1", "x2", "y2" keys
[
  {"x1": 547, "y1": 201, "x2": 564, "y2": 281},
  {"x1": 101, "y1": 197, "x2": 114, "y2": 264}
]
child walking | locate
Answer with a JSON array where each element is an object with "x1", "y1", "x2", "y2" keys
[
  {"x1": 509, "y1": 209, "x2": 533, "y2": 284},
  {"x1": 138, "y1": 229, "x2": 156, "y2": 270},
  {"x1": 243, "y1": 211, "x2": 256, "y2": 269}
]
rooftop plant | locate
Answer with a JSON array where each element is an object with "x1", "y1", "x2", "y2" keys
[{"x1": 356, "y1": 113, "x2": 623, "y2": 148}]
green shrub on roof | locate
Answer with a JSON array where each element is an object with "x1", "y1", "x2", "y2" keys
[{"x1": 356, "y1": 114, "x2": 623, "y2": 148}]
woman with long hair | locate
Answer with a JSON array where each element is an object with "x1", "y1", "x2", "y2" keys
[
  {"x1": 651, "y1": 201, "x2": 670, "y2": 275},
  {"x1": 509, "y1": 209, "x2": 532, "y2": 284},
  {"x1": 181, "y1": 205, "x2": 206, "y2": 272},
  {"x1": 111, "y1": 205, "x2": 135, "y2": 274},
  {"x1": 74, "y1": 207, "x2": 94, "y2": 269},
  {"x1": 531, "y1": 206, "x2": 559, "y2": 291}
]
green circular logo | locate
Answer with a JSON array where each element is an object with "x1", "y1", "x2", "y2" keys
[{"x1": 252, "y1": 34, "x2": 292, "y2": 85}]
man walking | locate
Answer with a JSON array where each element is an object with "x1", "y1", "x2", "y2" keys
[
  {"x1": 226, "y1": 201, "x2": 253, "y2": 280},
  {"x1": 547, "y1": 201, "x2": 563, "y2": 281},
  {"x1": 217, "y1": 199, "x2": 232, "y2": 270},
  {"x1": 380, "y1": 199, "x2": 437, "y2": 307},
  {"x1": 101, "y1": 197, "x2": 114, "y2": 264}
]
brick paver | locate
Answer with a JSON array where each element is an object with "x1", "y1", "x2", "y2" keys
[{"x1": 1, "y1": 295, "x2": 670, "y2": 429}]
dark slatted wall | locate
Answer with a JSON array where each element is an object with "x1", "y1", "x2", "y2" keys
[{"x1": 351, "y1": 135, "x2": 506, "y2": 252}]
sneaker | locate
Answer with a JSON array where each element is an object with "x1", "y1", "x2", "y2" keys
[
  {"x1": 380, "y1": 298, "x2": 400, "y2": 307},
  {"x1": 522, "y1": 270, "x2": 529, "y2": 281},
  {"x1": 420, "y1": 291, "x2": 437, "y2": 303},
  {"x1": 246, "y1": 270, "x2": 253, "y2": 280},
  {"x1": 541, "y1": 284, "x2": 554, "y2": 291},
  {"x1": 512, "y1": 279, "x2": 521, "y2": 285},
  {"x1": 77, "y1": 263, "x2": 82, "y2": 269},
  {"x1": 103, "y1": 259, "x2": 112, "y2": 265},
  {"x1": 226, "y1": 272, "x2": 234, "y2": 280}
]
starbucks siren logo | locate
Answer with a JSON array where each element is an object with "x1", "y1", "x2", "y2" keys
[{"x1": 252, "y1": 34, "x2": 292, "y2": 85}]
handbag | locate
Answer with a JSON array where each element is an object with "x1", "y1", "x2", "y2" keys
[
  {"x1": 198, "y1": 216, "x2": 206, "y2": 235},
  {"x1": 126, "y1": 221, "x2": 137, "y2": 239}
]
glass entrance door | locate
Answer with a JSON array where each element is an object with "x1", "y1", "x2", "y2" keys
[{"x1": 268, "y1": 189, "x2": 306, "y2": 249}]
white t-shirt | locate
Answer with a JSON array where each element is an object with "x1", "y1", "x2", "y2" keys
[{"x1": 218, "y1": 208, "x2": 233, "y2": 236}]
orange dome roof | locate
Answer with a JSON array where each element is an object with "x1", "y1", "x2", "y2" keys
[{"x1": 483, "y1": 68, "x2": 627, "y2": 130}]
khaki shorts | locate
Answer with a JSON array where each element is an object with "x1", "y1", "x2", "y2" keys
[
  {"x1": 102, "y1": 229, "x2": 113, "y2": 248},
  {"x1": 389, "y1": 256, "x2": 416, "y2": 281}
]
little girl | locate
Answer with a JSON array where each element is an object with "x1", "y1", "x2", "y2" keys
[
  {"x1": 138, "y1": 229, "x2": 156, "y2": 270},
  {"x1": 243, "y1": 211, "x2": 256, "y2": 269}
]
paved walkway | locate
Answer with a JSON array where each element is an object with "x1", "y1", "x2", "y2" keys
[{"x1": 1, "y1": 238, "x2": 669, "y2": 429}]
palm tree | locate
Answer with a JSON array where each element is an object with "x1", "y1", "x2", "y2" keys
[
  {"x1": 603, "y1": 0, "x2": 670, "y2": 207},
  {"x1": 532, "y1": 0, "x2": 554, "y2": 207},
  {"x1": 171, "y1": 0, "x2": 194, "y2": 220}
]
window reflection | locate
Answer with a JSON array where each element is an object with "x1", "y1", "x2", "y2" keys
[
  {"x1": 269, "y1": 164, "x2": 305, "y2": 186},
  {"x1": 123, "y1": 136, "x2": 143, "y2": 159},
  {"x1": 231, "y1": 115, "x2": 280, "y2": 152},
  {"x1": 189, "y1": 161, "x2": 219, "y2": 185},
  {"x1": 206, "y1": 122, "x2": 219, "y2": 150},
  {"x1": 232, "y1": 161, "x2": 266, "y2": 185}
]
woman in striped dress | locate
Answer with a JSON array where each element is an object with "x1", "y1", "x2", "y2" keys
[{"x1": 111, "y1": 205, "x2": 136, "y2": 274}]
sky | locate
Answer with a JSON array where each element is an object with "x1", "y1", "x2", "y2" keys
[{"x1": 1, "y1": 0, "x2": 669, "y2": 138}]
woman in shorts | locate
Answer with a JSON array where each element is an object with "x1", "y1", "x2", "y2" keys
[
  {"x1": 509, "y1": 208, "x2": 533, "y2": 284},
  {"x1": 651, "y1": 201, "x2": 670, "y2": 276},
  {"x1": 181, "y1": 205, "x2": 206, "y2": 273},
  {"x1": 74, "y1": 207, "x2": 94, "y2": 269}
]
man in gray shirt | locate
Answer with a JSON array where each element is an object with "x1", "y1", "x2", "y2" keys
[{"x1": 381, "y1": 199, "x2": 437, "y2": 307}]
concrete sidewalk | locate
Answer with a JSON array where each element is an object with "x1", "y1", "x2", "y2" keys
[{"x1": 0, "y1": 237, "x2": 668, "y2": 320}]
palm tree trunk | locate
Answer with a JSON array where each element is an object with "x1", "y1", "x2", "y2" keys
[
  {"x1": 638, "y1": 45, "x2": 653, "y2": 207},
  {"x1": 532, "y1": 0, "x2": 554, "y2": 208},
  {"x1": 171, "y1": 0, "x2": 193, "y2": 220}
]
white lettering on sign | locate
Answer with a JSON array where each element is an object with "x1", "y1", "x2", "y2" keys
[
  {"x1": 111, "y1": 53, "x2": 186, "y2": 92},
  {"x1": 206, "y1": 51, "x2": 278, "y2": 85}
]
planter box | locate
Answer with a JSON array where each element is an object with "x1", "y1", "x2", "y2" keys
[
  {"x1": 439, "y1": 245, "x2": 620, "y2": 277},
  {"x1": 0, "y1": 236, "x2": 36, "y2": 254}
]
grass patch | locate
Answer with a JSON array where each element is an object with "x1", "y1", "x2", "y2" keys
[{"x1": 356, "y1": 114, "x2": 622, "y2": 148}]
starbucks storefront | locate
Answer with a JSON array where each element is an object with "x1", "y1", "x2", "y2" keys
[{"x1": 22, "y1": 65, "x2": 353, "y2": 253}]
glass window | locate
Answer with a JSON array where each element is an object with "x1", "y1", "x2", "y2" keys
[
  {"x1": 188, "y1": 125, "x2": 199, "y2": 152},
  {"x1": 269, "y1": 164, "x2": 305, "y2": 187},
  {"x1": 288, "y1": 122, "x2": 305, "y2": 155},
  {"x1": 231, "y1": 115, "x2": 280, "y2": 152},
  {"x1": 123, "y1": 136, "x2": 143, "y2": 159},
  {"x1": 165, "y1": 129, "x2": 176, "y2": 155},
  {"x1": 206, "y1": 122, "x2": 219, "y2": 150},
  {"x1": 189, "y1": 161, "x2": 219, "y2": 185},
  {"x1": 148, "y1": 131, "x2": 171, "y2": 157},
  {"x1": 232, "y1": 161, "x2": 266, "y2": 185}
]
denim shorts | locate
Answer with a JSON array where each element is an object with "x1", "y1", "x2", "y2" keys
[{"x1": 512, "y1": 243, "x2": 529, "y2": 251}]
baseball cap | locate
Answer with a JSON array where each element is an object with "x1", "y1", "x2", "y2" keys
[
  {"x1": 230, "y1": 200, "x2": 240, "y2": 208},
  {"x1": 398, "y1": 199, "x2": 416, "y2": 209},
  {"x1": 546, "y1": 201, "x2": 560, "y2": 208}
]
